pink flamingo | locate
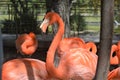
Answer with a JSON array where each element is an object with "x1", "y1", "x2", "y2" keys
[
  {"x1": 15, "y1": 32, "x2": 38, "y2": 56},
  {"x1": 107, "y1": 43, "x2": 120, "y2": 80},
  {"x1": 40, "y1": 12, "x2": 98, "y2": 80},
  {"x1": 110, "y1": 44, "x2": 119, "y2": 65},
  {"x1": 2, "y1": 32, "x2": 58, "y2": 79}
]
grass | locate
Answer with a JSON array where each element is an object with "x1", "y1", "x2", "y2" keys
[
  {"x1": 86, "y1": 25, "x2": 120, "y2": 34},
  {"x1": 0, "y1": 15, "x2": 9, "y2": 20},
  {"x1": 84, "y1": 16, "x2": 100, "y2": 22},
  {"x1": 86, "y1": 25, "x2": 100, "y2": 31},
  {"x1": 114, "y1": 26, "x2": 120, "y2": 34},
  {"x1": 37, "y1": 15, "x2": 45, "y2": 21}
]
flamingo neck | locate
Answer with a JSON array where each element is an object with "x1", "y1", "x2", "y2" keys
[
  {"x1": 117, "y1": 42, "x2": 120, "y2": 63},
  {"x1": 21, "y1": 43, "x2": 34, "y2": 55},
  {"x1": 110, "y1": 45, "x2": 119, "y2": 65},
  {"x1": 86, "y1": 42, "x2": 97, "y2": 54},
  {"x1": 46, "y1": 17, "x2": 65, "y2": 78},
  {"x1": 91, "y1": 43, "x2": 97, "y2": 54},
  {"x1": 110, "y1": 56, "x2": 119, "y2": 65},
  {"x1": 116, "y1": 50, "x2": 120, "y2": 63}
]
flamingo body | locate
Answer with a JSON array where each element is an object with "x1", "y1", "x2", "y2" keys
[
  {"x1": 2, "y1": 58, "x2": 58, "y2": 80},
  {"x1": 59, "y1": 48, "x2": 98, "y2": 79},
  {"x1": 2, "y1": 58, "x2": 47, "y2": 80},
  {"x1": 57, "y1": 37, "x2": 85, "y2": 57}
]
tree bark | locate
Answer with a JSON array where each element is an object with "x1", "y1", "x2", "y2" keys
[
  {"x1": 46, "y1": 0, "x2": 71, "y2": 37},
  {"x1": 94, "y1": 0, "x2": 114, "y2": 80},
  {"x1": 0, "y1": 27, "x2": 4, "y2": 80}
]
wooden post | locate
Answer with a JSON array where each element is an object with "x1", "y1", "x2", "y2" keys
[
  {"x1": 0, "y1": 27, "x2": 3, "y2": 79},
  {"x1": 94, "y1": 0, "x2": 114, "y2": 80}
]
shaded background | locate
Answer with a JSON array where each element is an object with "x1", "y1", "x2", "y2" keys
[{"x1": 0, "y1": 0, "x2": 120, "y2": 63}]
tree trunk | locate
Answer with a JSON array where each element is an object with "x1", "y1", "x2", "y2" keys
[
  {"x1": 94, "y1": 0, "x2": 114, "y2": 80},
  {"x1": 46, "y1": 0, "x2": 71, "y2": 37},
  {"x1": 0, "y1": 27, "x2": 4, "y2": 79}
]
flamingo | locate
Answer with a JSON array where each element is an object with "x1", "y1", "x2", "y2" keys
[
  {"x1": 15, "y1": 32, "x2": 38, "y2": 56},
  {"x1": 2, "y1": 33, "x2": 58, "y2": 80},
  {"x1": 40, "y1": 12, "x2": 98, "y2": 79},
  {"x1": 110, "y1": 44, "x2": 119, "y2": 65},
  {"x1": 107, "y1": 44, "x2": 120, "y2": 80}
]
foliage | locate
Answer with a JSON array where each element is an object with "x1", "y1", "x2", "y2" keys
[
  {"x1": 2, "y1": 14, "x2": 40, "y2": 34},
  {"x1": 2, "y1": 19, "x2": 16, "y2": 33},
  {"x1": 70, "y1": 14, "x2": 86, "y2": 31},
  {"x1": 114, "y1": 0, "x2": 120, "y2": 22},
  {"x1": 1, "y1": 0, "x2": 41, "y2": 34}
]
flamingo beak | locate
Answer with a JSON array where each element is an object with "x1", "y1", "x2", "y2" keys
[{"x1": 40, "y1": 19, "x2": 50, "y2": 33}]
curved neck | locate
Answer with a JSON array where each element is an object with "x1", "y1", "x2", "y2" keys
[
  {"x1": 117, "y1": 41, "x2": 120, "y2": 62},
  {"x1": 46, "y1": 17, "x2": 65, "y2": 78},
  {"x1": 21, "y1": 42, "x2": 34, "y2": 55},
  {"x1": 85, "y1": 42, "x2": 97, "y2": 54}
]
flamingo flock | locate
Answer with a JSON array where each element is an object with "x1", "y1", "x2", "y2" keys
[{"x1": 2, "y1": 12, "x2": 120, "y2": 80}]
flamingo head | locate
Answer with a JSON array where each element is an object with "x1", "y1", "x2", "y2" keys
[{"x1": 40, "y1": 12, "x2": 60, "y2": 33}]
